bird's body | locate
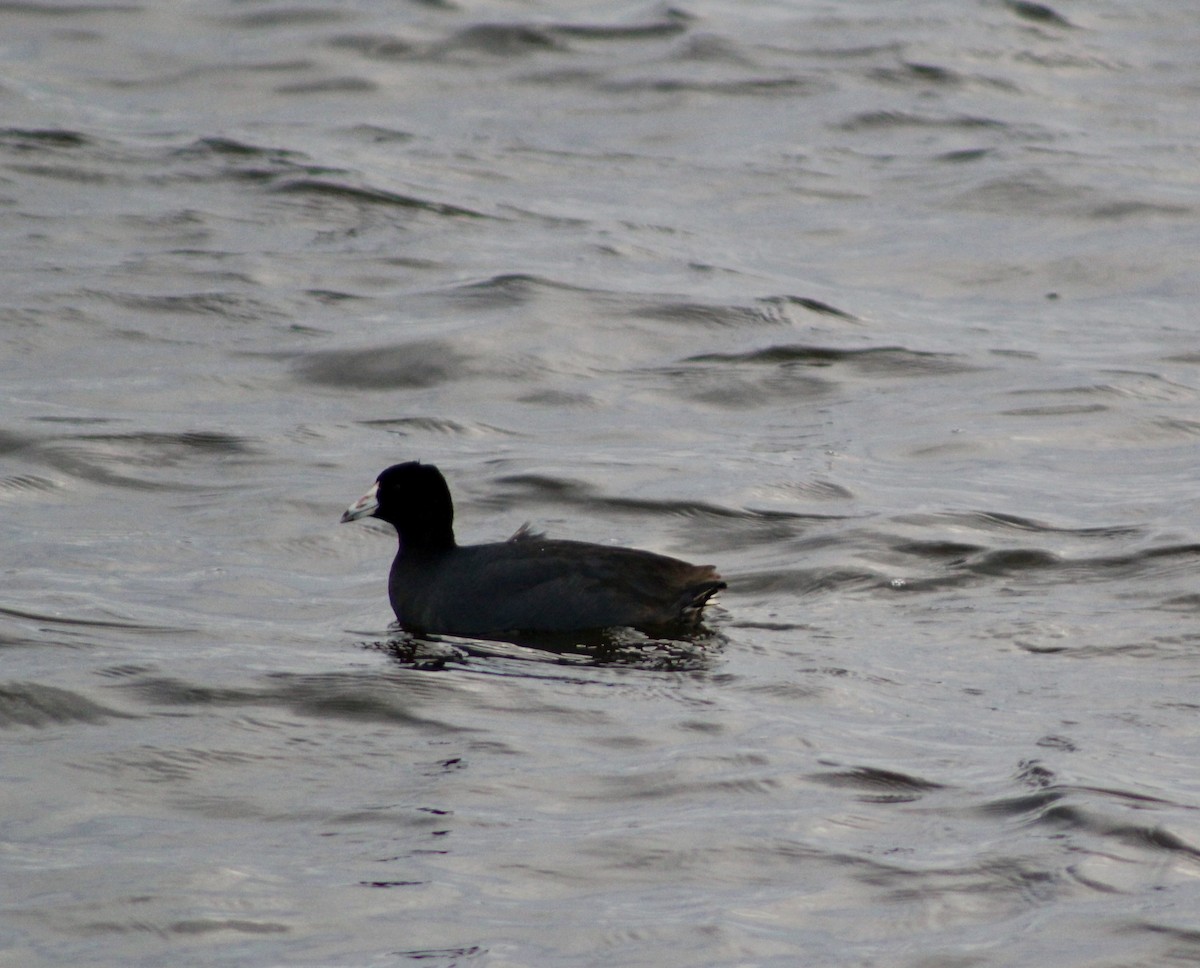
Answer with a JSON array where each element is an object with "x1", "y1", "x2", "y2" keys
[{"x1": 342, "y1": 462, "x2": 725, "y2": 636}]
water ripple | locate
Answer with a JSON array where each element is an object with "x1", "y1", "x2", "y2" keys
[{"x1": 0, "y1": 681, "x2": 133, "y2": 728}]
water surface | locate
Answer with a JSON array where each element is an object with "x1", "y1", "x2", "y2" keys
[{"x1": 2, "y1": 1, "x2": 1199, "y2": 965}]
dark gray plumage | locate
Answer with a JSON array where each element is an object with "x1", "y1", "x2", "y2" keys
[{"x1": 341, "y1": 461, "x2": 725, "y2": 636}]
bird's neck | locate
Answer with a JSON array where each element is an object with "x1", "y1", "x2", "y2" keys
[{"x1": 397, "y1": 523, "x2": 456, "y2": 559}]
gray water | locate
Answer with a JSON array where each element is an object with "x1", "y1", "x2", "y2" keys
[{"x1": 3, "y1": 1, "x2": 1200, "y2": 965}]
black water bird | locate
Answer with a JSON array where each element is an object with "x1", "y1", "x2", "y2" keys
[{"x1": 341, "y1": 461, "x2": 725, "y2": 636}]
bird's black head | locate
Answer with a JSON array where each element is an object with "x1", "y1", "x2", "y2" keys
[{"x1": 341, "y1": 461, "x2": 456, "y2": 553}]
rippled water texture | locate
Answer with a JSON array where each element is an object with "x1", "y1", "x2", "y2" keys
[{"x1": 3, "y1": 1, "x2": 1200, "y2": 965}]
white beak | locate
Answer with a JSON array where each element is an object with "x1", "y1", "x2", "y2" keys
[{"x1": 340, "y1": 482, "x2": 379, "y2": 523}]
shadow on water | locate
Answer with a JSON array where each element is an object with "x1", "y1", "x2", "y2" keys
[{"x1": 362, "y1": 621, "x2": 728, "y2": 674}]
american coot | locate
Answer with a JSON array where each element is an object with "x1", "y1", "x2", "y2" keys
[{"x1": 341, "y1": 461, "x2": 726, "y2": 636}]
